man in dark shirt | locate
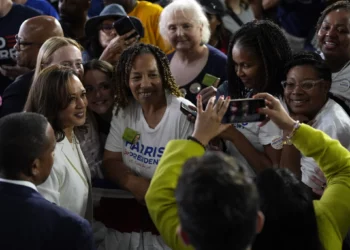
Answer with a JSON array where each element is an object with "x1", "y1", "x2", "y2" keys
[
  {"x1": 0, "y1": 15, "x2": 63, "y2": 118},
  {"x1": 0, "y1": 0, "x2": 41, "y2": 94},
  {"x1": 0, "y1": 112, "x2": 95, "y2": 250}
]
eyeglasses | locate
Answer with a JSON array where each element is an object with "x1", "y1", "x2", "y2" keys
[
  {"x1": 281, "y1": 79, "x2": 323, "y2": 92},
  {"x1": 15, "y1": 35, "x2": 42, "y2": 51},
  {"x1": 100, "y1": 24, "x2": 115, "y2": 34}
]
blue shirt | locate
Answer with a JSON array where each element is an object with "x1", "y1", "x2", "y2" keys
[
  {"x1": 278, "y1": 0, "x2": 326, "y2": 38},
  {"x1": 0, "y1": 4, "x2": 40, "y2": 95},
  {"x1": 25, "y1": 0, "x2": 59, "y2": 19},
  {"x1": 88, "y1": 0, "x2": 104, "y2": 17},
  {"x1": 167, "y1": 44, "x2": 227, "y2": 104}
]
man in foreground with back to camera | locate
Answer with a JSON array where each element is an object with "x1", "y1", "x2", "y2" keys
[{"x1": 0, "y1": 112, "x2": 95, "y2": 250}]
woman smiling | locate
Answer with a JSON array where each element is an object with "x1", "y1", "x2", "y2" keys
[
  {"x1": 24, "y1": 65, "x2": 92, "y2": 221},
  {"x1": 217, "y1": 20, "x2": 292, "y2": 176},
  {"x1": 317, "y1": 1, "x2": 350, "y2": 107},
  {"x1": 103, "y1": 43, "x2": 193, "y2": 204},
  {"x1": 280, "y1": 51, "x2": 350, "y2": 192}
]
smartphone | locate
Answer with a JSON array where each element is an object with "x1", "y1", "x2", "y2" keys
[
  {"x1": 227, "y1": 98, "x2": 266, "y2": 123},
  {"x1": 0, "y1": 58, "x2": 16, "y2": 66},
  {"x1": 180, "y1": 98, "x2": 266, "y2": 123},
  {"x1": 113, "y1": 16, "x2": 138, "y2": 39},
  {"x1": 180, "y1": 102, "x2": 197, "y2": 117}
]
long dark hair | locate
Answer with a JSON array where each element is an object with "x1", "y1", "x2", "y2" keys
[
  {"x1": 227, "y1": 20, "x2": 292, "y2": 98},
  {"x1": 85, "y1": 30, "x2": 104, "y2": 60},
  {"x1": 83, "y1": 59, "x2": 116, "y2": 93},
  {"x1": 253, "y1": 168, "x2": 322, "y2": 250},
  {"x1": 24, "y1": 65, "x2": 81, "y2": 142}
]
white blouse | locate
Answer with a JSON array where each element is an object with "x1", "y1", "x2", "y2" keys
[{"x1": 37, "y1": 135, "x2": 92, "y2": 220}]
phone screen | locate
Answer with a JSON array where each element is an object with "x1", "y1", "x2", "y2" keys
[
  {"x1": 180, "y1": 102, "x2": 197, "y2": 117},
  {"x1": 113, "y1": 16, "x2": 138, "y2": 37},
  {"x1": 225, "y1": 98, "x2": 266, "y2": 123}
]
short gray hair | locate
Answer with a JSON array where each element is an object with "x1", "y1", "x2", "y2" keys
[{"x1": 159, "y1": 0, "x2": 211, "y2": 44}]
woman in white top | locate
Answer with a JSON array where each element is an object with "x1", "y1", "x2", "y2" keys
[
  {"x1": 216, "y1": 20, "x2": 292, "y2": 177},
  {"x1": 103, "y1": 43, "x2": 193, "y2": 204},
  {"x1": 317, "y1": 1, "x2": 350, "y2": 108},
  {"x1": 280, "y1": 51, "x2": 350, "y2": 192},
  {"x1": 24, "y1": 65, "x2": 92, "y2": 222}
]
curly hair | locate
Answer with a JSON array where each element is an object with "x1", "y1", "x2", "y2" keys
[
  {"x1": 284, "y1": 51, "x2": 350, "y2": 116},
  {"x1": 114, "y1": 43, "x2": 182, "y2": 115},
  {"x1": 316, "y1": 1, "x2": 350, "y2": 32},
  {"x1": 284, "y1": 51, "x2": 332, "y2": 82},
  {"x1": 227, "y1": 20, "x2": 292, "y2": 99}
]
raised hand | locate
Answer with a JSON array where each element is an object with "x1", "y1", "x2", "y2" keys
[
  {"x1": 253, "y1": 93, "x2": 296, "y2": 134},
  {"x1": 191, "y1": 95, "x2": 231, "y2": 146}
]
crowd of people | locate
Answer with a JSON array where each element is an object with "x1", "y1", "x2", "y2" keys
[{"x1": 0, "y1": 0, "x2": 350, "y2": 249}]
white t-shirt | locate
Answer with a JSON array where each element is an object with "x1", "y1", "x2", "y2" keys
[
  {"x1": 226, "y1": 120, "x2": 283, "y2": 177},
  {"x1": 301, "y1": 99, "x2": 350, "y2": 189},
  {"x1": 331, "y1": 63, "x2": 350, "y2": 108},
  {"x1": 105, "y1": 95, "x2": 194, "y2": 179}
]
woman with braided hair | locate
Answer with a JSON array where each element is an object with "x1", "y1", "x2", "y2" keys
[
  {"x1": 103, "y1": 43, "x2": 194, "y2": 205},
  {"x1": 317, "y1": 1, "x2": 350, "y2": 108},
  {"x1": 217, "y1": 19, "x2": 292, "y2": 176}
]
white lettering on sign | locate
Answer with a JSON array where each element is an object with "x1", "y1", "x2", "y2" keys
[{"x1": 0, "y1": 38, "x2": 6, "y2": 49}]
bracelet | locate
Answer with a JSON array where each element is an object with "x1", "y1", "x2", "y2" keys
[
  {"x1": 283, "y1": 121, "x2": 301, "y2": 145},
  {"x1": 187, "y1": 136, "x2": 206, "y2": 150}
]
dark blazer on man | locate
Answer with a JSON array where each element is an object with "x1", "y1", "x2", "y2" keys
[
  {"x1": 0, "y1": 70, "x2": 34, "y2": 118},
  {"x1": 0, "y1": 181, "x2": 95, "y2": 250}
]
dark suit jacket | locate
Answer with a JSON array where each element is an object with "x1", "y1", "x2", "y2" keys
[
  {"x1": 0, "y1": 70, "x2": 34, "y2": 118},
  {"x1": 0, "y1": 182, "x2": 95, "y2": 250}
]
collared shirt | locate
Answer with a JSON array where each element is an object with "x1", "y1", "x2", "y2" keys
[{"x1": 0, "y1": 178, "x2": 38, "y2": 192}]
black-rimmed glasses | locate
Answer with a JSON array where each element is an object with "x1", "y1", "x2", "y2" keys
[{"x1": 15, "y1": 35, "x2": 42, "y2": 51}]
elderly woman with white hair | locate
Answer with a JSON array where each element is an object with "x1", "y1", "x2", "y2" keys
[{"x1": 160, "y1": 0, "x2": 227, "y2": 104}]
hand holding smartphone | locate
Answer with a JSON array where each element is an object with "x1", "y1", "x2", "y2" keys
[
  {"x1": 113, "y1": 16, "x2": 139, "y2": 40},
  {"x1": 227, "y1": 98, "x2": 266, "y2": 123},
  {"x1": 180, "y1": 98, "x2": 266, "y2": 123}
]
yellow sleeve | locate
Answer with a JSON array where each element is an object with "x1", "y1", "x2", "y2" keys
[
  {"x1": 292, "y1": 124, "x2": 350, "y2": 249},
  {"x1": 145, "y1": 140, "x2": 205, "y2": 250}
]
